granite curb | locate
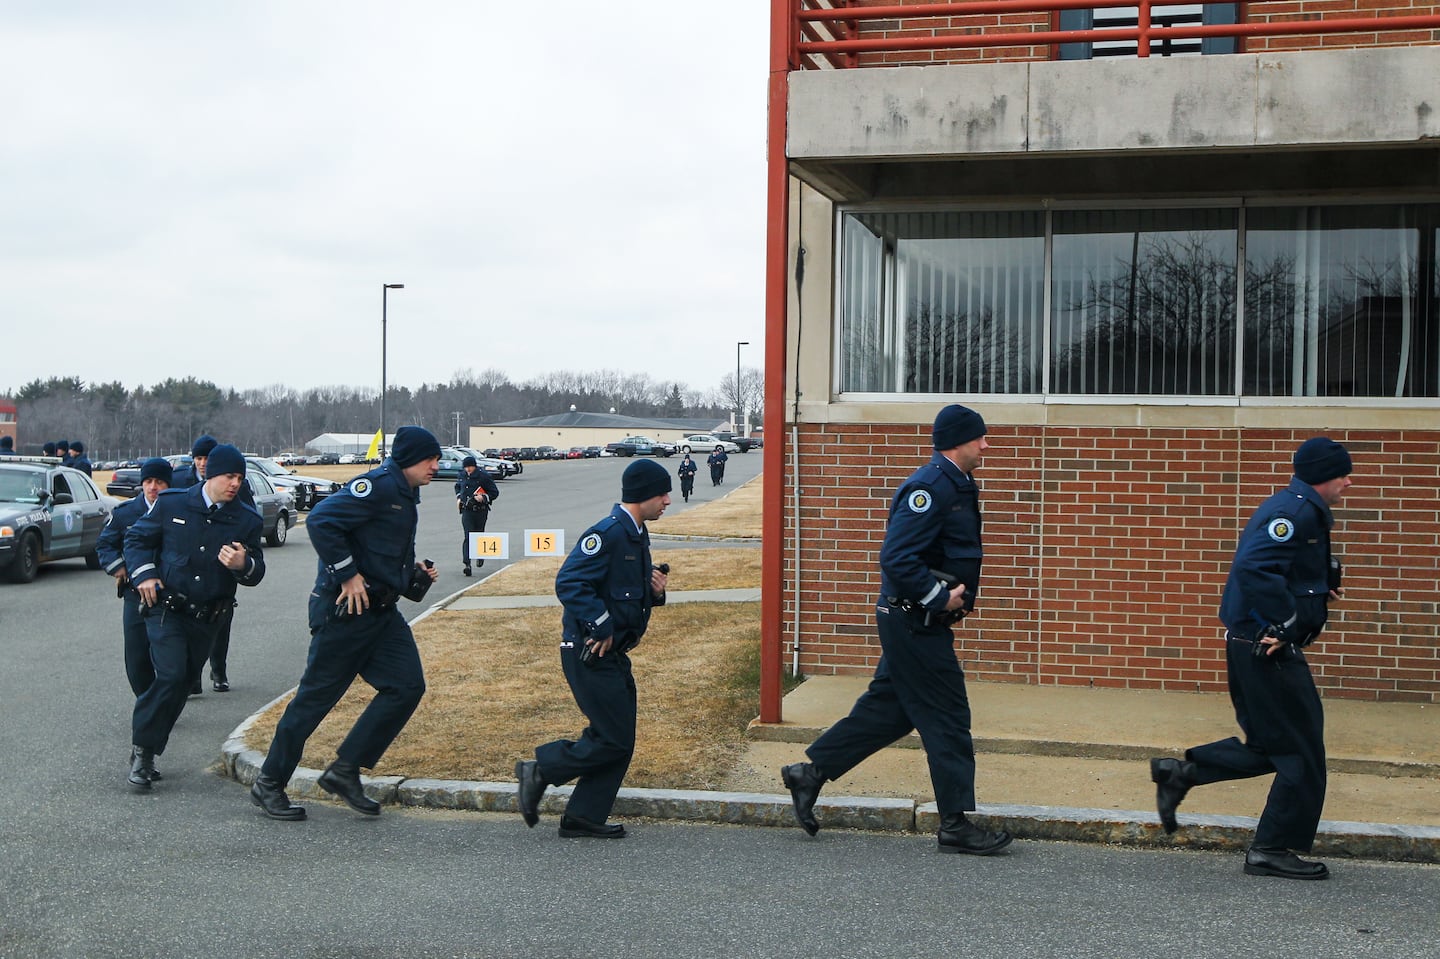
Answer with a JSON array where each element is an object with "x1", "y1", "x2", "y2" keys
[{"x1": 218, "y1": 727, "x2": 1440, "y2": 863}]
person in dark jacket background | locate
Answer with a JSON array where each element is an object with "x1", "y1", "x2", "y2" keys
[
  {"x1": 249, "y1": 426, "x2": 441, "y2": 822},
  {"x1": 515, "y1": 458, "x2": 671, "y2": 839},
  {"x1": 677, "y1": 454, "x2": 697, "y2": 502},
  {"x1": 0, "y1": 436, "x2": 14, "y2": 456},
  {"x1": 706, "y1": 446, "x2": 728, "y2": 486},
  {"x1": 68, "y1": 441, "x2": 93, "y2": 475},
  {"x1": 455, "y1": 455, "x2": 500, "y2": 576},
  {"x1": 1151, "y1": 437, "x2": 1353, "y2": 881}
]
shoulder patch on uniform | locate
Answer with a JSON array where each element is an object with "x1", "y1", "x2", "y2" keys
[
  {"x1": 1266, "y1": 517, "x2": 1294, "y2": 543},
  {"x1": 907, "y1": 489, "x2": 933, "y2": 514},
  {"x1": 350, "y1": 478, "x2": 373, "y2": 498},
  {"x1": 580, "y1": 532, "x2": 603, "y2": 556}
]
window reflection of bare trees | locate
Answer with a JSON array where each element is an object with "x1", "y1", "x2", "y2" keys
[{"x1": 903, "y1": 305, "x2": 1037, "y2": 394}]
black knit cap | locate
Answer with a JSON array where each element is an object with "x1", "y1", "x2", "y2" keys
[
  {"x1": 0, "y1": 436, "x2": 12, "y2": 450},
  {"x1": 139, "y1": 457, "x2": 173, "y2": 484},
  {"x1": 70, "y1": 441, "x2": 85, "y2": 454},
  {"x1": 205, "y1": 444, "x2": 247, "y2": 478},
  {"x1": 42, "y1": 442, "x2": 56, "y2": 456},
  {"x1": 1293, "y1": 437, "x2": 1352, "y2": 485},
  {"x1": 58, "y1": 439, "x2": 70, "y2": 452},
  {"x1": 461, "y1": 455, "x2": 478, "y2": 468},
  {"x1": 622, "y1": 459, "x2": 672, "y2": 503},
  {"x1": 932, "y1": 404, "x2": 986, "y2": 450},
  {"x1": 391, "y1": 426, "x2": 442, "y2": 468},
  {"x1": 191, "y1": 434, "x2": 219, "y2": 458}
]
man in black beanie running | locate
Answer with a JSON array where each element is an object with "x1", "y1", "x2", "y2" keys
[
  {"x1": 250, "y1": 426, "x2": 441, "y2": 822},
  {"x1": 515, "y1": 458, "x2": 671, "y2": 838},
  {"x1": 780, "y1": 404, "x2": 1012, "y2": 856},
  {"x1": 1152, "y1": 436, "x2": 1353, "y2": 880}
]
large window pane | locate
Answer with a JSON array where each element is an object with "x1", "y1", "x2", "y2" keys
[
  {"x1": 1051, "y1": 209, "x2": 1238, "y2": 395},
  {"x1": 1244, "y1": 205, "x2": 1440, "y2": 398},
  {"x1": 837, "y1": 211, "x2": 1044, "y2": 394}
]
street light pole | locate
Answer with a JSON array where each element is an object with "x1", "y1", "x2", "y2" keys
[
  {"x1": 381, "y1": 283, "x2": 405, "y2": 458},
  {"x1": 735, "y1": 340, "x2": 750, "y2": 436}
]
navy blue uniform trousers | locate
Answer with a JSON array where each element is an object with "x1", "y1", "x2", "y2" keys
[
  {"x1": 1186, "y1": 636, "x2": 1327, "y2": 851},
  {"x1": 133, "y1": 611, "x2": 219, "y2": 753},
  {"x1": 120, "y1": 592, "x2": 155, "y2": 697},
  {"x1": 260, "y1": 606, "x2": 426, "y2": 783},
  {"x1": 535, "y1": 645, "x2": 637, "y2": 823},
  {"x1": 807, "y1": 604, "x2": 977, "y2": 816}
]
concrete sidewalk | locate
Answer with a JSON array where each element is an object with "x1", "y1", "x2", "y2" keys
[{"x1": 222, "y1": 588, "x2": 1440, "y2": 863}]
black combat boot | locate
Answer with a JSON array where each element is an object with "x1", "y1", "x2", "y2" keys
[
  {"x1": 937, "y1": 814, "x2": 1012, "y2": 855},
  {"x1": 1244, "y1": 846, "x2": 1329, "y2": 880},
  {"x1": 780, "y1": 762, "x2": 825, "y2": 836},
  {"x1": 515, "y1": 760, "x2": 546, "y2": 827},
  {"x1": 318, "y1": 760, "x2": 381, "y2": 815},
  {"x1": 1150, "y1": 757, "x2": 1198, "y2": 834},
  {"x1": 127, "y1": 746, "x2": 155, "y2": 791},
  {"x1": 250, "y1": 776, "x2": 307, "y2": 821}
]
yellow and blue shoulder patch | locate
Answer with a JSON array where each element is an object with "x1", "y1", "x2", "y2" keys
[
  {"x1": 907, "y1": 489, "x2": 933, "y2": 514},
  {"x1": 579, "y1": 531, "x2": 604, "y2": 556},
  {"x1": 350, "y1": 477, "x2": 373, "y2": 498},
  {"x1": 1266, "y1": 517, "x2": 1294, "y2": 543}
]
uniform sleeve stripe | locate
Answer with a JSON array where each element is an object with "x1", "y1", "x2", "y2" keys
[
  {"x1": 132, "y1": 563, "x2": 156, "y2": 577},
  {"x1": 595, "y1": 611, "x2": 610, "y2": 626},
  {"x1": 104, "y1": 558, "x2": 125, "y2": 574},
  {"x1": 333, "y1": 555, "x2": 354, "y2": 571},
  {"x1": 921, "y1": 581, "x2": 944, "y2": 605}
]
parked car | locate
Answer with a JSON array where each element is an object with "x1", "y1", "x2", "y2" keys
[
  {"x1": 244, "y1": 456, "x2": 342, "y2": 510},
  {"x1": 313, "y1": 453, "x2": 341, "y2": 465},
  {"x1": 566, "y1": 447, "x2": 585, "y2": 459},
  {"x1": 712, "y1": 431, "x2": 760, "y2": 452},
  {"x1": 106, "y1": 466, "x2": 143, "y2": 498},
  {"x1": 433, "y1": 448, "x2": 468, "y2": 480},
  {"x1": 517, "y1": 447, "x2": 539, "y2": 460},
  {"x1": 678, "y1": 434, "x2": 740, "y2": 455},
  {"x1": 245, "y1": 472, "x2": 295, "y2": 547},
  {"x1": 338, "y1": 453, "x2": 361, "y2": 464},
  {"x1": 604, "y1": 436, "x2": 676, "y2": 457},
  {"x1": 583, "y1": 446, "x2": 603, "y2": 458},
  {"x1": 0, "y1": 458, "x2": 115, "y2": 582},
  {"x1": 443, "y1": 447, "x2": 514, "y2": 479}
]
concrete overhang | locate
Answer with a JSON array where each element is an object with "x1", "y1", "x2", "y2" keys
[{"x1": 788, "y1": 46, "x2": 1440, "y2": 203}]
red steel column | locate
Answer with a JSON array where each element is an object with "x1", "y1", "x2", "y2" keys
[{"x1": 759, "y1": 0, "x2": 796, "y2": 723}]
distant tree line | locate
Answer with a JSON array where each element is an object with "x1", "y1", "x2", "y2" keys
[{"x1": 2, "y1": 366, "x2": 764, "y2": 460}]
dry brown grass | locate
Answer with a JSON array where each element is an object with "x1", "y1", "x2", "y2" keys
[
  {"x1": 245, "y1": 602, "x2": 763, "y2": 788},
  {"x1": 243, "y1": 469, "x2": 772, "y2": 787}
]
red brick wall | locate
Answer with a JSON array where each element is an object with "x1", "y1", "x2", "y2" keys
[
  {"x1": 784, "y1": 422, "x2": 1440, "y2": 703},
  {"x1": 829, "y1": 0, "x2": 1440, "y2": 66}
]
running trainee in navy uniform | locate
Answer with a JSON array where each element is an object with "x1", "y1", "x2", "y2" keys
[
  {"x1": 515, "y1": 458, "x2": 671, "y2": 839},
  {"x1": 781, "y1": 404, "x2": 1012, "y2": 856},
  {"x1": 97, "y1": 457, "x2": 173, "y2": 700},
  {"x1": 122, "y1": 445, "x2": 264, "y2": 790},
  {"x1": 455, "y1": 455, "x2": 500, "y2": 576},
  {"x1": 250, "y1": 426, "x2": 441, "y2": 822},
  {"x1": 1152, "y1": 437, "x2": 1353, "y2": 880}
]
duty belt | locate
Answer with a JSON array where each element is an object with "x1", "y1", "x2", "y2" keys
[
  {"x1": 886, "y1": 598, "x2": 963, "y2": 628},
  {"x1": 160, "y1": 590, "x2": 235, "y2": 623}
]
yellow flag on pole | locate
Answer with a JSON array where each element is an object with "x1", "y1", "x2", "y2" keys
[{"x1": 365, "y1": 429, "x2": 383, "y2": 461}]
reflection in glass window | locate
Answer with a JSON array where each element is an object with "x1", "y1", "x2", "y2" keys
[
  {"x1": 1244, "y1": 205, "x2": 1440, "y2": 398},
  {"x1": 837, "y1": 212, "x2": 1044, "y2": 394},
  {"x1": 835, "y1": 203, "x2": 1440, "y2": 399},
  {"x1": 1052, "y1": 209, "x2": 1237, "y2": 395}
]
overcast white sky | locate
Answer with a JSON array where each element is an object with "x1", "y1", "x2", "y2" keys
[{"x1": 2, "y1": 2, "x2": 771, "y2": 398}]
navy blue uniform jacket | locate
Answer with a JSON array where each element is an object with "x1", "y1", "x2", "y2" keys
[
  {"x1": 1220, "y1": 477, "x2": 1336, "y2": 643},
  {"x1": 455, "y1": 469, "x2": 500, "y2": 509},
  {"x1": 555, "y1": 504, "x2": 666, "y2": 647},
  {"x1": 307, "y1": 459, "x2": 420, "y2": 596},
  {"x1": 123, "y1": 485, "x2": 265, "y2": 602},
  {"x1": 878, "y1": 452, "x2": 983, "y2": 616}
]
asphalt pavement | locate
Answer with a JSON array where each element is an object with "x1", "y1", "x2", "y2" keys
[{"x1": 2, "y1": 451, "x2": 1437, "y2": 958}]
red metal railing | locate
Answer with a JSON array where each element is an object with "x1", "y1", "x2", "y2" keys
[{"x1": 790, "y1": 0, "x2": 1440, "y2": 65}]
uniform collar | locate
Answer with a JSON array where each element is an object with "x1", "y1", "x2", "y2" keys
[
  {"x1": 611, "y1": 502, "x2": 644, "y2": 536},
  {"x1": 928, "y1": 451, "x2": 971, "y2": 484},
  {"x1": 1286, "y1": 476, "x2": 1334, "y2": 528}
]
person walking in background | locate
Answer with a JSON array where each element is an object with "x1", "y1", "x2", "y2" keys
[
  {"x1": 781, "y1": 404, "x2": 1012, "y2": 857},
  {"x1": 122, "y1": 445, "x2": 264, "y2": 791},
  {"x1": 455, "y1": 455, "x2": 500, "y2": 577},
  {"x1": 249, "y1": 426, "x2": 441, "y2": 822},
  {"x1": 677, "y1": 453, "x2": 696, "y2": 502},
  {"x1": 1151, "y1": 437, "x2": 1353, "y2": 881},
  {"x1": 97, "y1": 457, "x2": 173, "y2": 701},
  {"x1": 515, "y1": 459, "x2": 671, "y2": 839},
  {"x1": 707, "y1": 445, "x2": 728, "y2": 486},
  {"x1": 170, "y1": 434, "x2": 217, "y2": 489}
]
